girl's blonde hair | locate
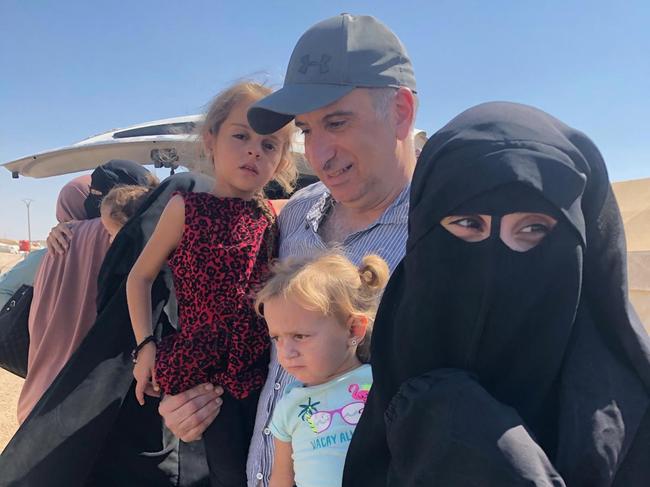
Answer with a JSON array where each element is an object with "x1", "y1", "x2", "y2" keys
[
  {"x1": 100, "y1": 185, "x2": 152, "y2": 226},
  {"x1": 202, "y1": 81, "x2": 297, "y2": 195},
  {"x1": 255, "y1": 251, "x2": 390, "y2": 362}
]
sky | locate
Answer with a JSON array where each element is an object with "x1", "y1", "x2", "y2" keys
[{"x1": 1, "y1": 0, "x2": 649, "y2": 240}]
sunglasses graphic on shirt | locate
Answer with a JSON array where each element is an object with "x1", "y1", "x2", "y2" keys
[{"x1": 305, "y1": 402, "x2": 365, "y2": 434}]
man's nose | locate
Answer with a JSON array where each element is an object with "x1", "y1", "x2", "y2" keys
[{"x1": 306, "y1": 132, "x2": 335, "y2": 171}]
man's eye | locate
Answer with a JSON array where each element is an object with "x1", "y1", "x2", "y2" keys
[
  {"x1": 269, "y1": 335, "x2": 278, "y2": 342},
  {"x1": 327, "y1": 120, "x2": 346, "y2": 130},
  {"x1": 294, "y1": 334, "x2": 307, "y2": 341},
  {"x1": 232, "y1": 133, "x2": 246, "y2": 140}
]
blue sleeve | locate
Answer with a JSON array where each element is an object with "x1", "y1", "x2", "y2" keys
[
  {"x1": 269, "y1": 393, "x2": 292, "y2": 442},
  {"x1": 0, "y1": 249, "x2": 46, "y2": 306}
]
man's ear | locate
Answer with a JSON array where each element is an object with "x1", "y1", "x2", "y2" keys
[
  {"x1": 347, "y1": 314, "x2": 369, "y2": 341},
  {"x1": 393, "y1": 87, "x2": 416, "y2": 141}
]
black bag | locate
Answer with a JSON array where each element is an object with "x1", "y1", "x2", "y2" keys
[{"x1": 0, "y1": 284, "x2": 33, "y2": 378}]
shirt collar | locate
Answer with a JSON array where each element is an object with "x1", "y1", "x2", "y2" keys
[{"x1": 304, "y1": 183, "x2": 410, "y2": 233}]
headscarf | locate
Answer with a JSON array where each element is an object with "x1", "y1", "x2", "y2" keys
[
  {"x1": 344, "y1": 102, "x2": 650, "y2": 486},
  {"x1": 84, "y1": 159, "x2": 153, "y2": 218},
  {"x1": 55, "y1": 175, "x2": 91, "y2": 222}
]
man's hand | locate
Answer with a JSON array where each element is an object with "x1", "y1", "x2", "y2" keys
[
  {"x1": 158, "y1": 383, "x2": 223, "y2": 442},
  {"x1": 47, "y1": 221, "x2": 76, "y2": 254}
]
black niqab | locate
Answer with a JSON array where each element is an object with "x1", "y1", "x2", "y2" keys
[
  {"x1": 343, "y1": 102, "x2": 650, "y2": 486},
  {"x1": 84, "y1": 159, "x2": 154, "y2": 218}
]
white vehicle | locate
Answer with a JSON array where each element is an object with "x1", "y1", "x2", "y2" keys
[
  {"x1": 0, "y1": 243, "x2": 19, "y2": 254},
  {"x1": 1, "y1": 115, "x2": 312, "y2": 180},
  {"x1": 2, "y1": 115, "x2": 426, "y2": 181}
]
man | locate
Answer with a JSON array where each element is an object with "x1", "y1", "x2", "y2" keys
[{"x1": 159, "y1": 13, "x2": 418, "y2": 486}]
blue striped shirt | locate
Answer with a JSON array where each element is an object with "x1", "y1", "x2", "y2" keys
[{"x1": 246, "y1": 181, "x2": 410, "y2": 487}]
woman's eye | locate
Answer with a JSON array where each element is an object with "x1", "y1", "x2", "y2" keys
[
  {"x1": 519, "y1": 223, "x2": 550, "y2": 234},
  {"x1": 269, "y1": 335, "x2": 278, "y2": 342},
  {"x1": 263, "y1": 141, "x2": 277, "y2": 151},
  {"x1": 440, "y1": 214, "x2": 491, "y2": 243},
  {"x1": 451, "y1": 217, "x2": 483, "y2": 230},
  {"x1": 500, "y1": 213, "x2": 558, "y2": 252},
  {"x1": 232, "y1": 133, "x2": 247, "y2": 140}
]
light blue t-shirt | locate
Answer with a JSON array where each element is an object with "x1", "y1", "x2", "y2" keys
[{"x1": 269, "y1": 364, "x2": 372, "y2": 487}]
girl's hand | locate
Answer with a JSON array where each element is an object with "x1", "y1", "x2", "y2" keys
[{"x1": 133, "y1": 342, "x2": 160, "y2": 406}]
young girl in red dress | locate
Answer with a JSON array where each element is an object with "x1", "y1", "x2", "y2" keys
[{"x1": 126, "y1": 81, "x2": 297, "y2": 487}]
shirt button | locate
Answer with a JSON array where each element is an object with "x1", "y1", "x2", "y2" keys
[
  {"x1": 274, "y1": 382, "x2": 281, "y2": 390},
  {"x1": 256, "y1": 473, "x2": 263, "y2": 480},
  {"x1": 264, "y1": 427, "x2": 271, "y2": 435}
]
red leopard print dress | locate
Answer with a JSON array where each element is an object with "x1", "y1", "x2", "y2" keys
[{"x1": 155, "y1": 192, "x2": 275, "y2": 399}]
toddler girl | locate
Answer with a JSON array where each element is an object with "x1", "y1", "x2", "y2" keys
[
  {"x1": 255, "y1": 251, "x2": 389, "y2": 487},
  {"x1": 126, "y1": 81, "x2": 297, "y2": 487},
  {"x1": 100, "y1": 184, "x2": 152, "y2": 241}
]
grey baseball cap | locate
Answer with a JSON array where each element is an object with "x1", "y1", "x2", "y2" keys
[{"x1": 248, "y1": 13, "x2": 416, "y2": 134}]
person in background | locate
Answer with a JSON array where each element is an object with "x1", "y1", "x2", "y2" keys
[
  {"x1": 158, "y1": 13, "x2": 417, "y2": 487},
  {"x1": 127, "y1": 81, "x2": 297, "y2": 486},
  {"x1": 17, "y1": 161, "x2": 158, "y2": 423},
  {"x1": 47, "y1": 159, "x2": 158, "y2": 254},
  {"x1": 413, "y1": 130, "x2": 427, "y2": 158},
  {"x1": 255, "y1": 251, "x2": 388, "y2": 487}
]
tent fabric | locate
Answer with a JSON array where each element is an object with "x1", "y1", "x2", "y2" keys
[
  {"x1": 613, "y1": 178, "x2": 650, "y2": 252},
  {"x1": 613, "y1": 179, "x2": 650, "y2": 330},
  {"x1": 628, "y1": 251, "x2": 650, "y2": 330}
]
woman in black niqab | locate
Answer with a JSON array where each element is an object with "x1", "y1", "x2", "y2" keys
[
  {"x1": 84, "y1": 159, "x2": 156, "y2": 218},
  {"x1": 343, "y1": 102, "x2": 650, "y2": 486}
]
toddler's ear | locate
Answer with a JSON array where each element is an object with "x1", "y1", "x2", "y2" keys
[{"x1": 347, "y1": 314, "x2": 369, "y2": 340}]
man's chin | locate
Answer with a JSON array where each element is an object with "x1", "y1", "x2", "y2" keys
[{"x1": 328, "y1": 185, "x2": 363, "y2": 205}]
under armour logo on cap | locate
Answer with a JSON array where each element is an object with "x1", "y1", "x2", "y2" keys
[{"x1": 298, "y1": 54, "x2": 331, "y2": 74}]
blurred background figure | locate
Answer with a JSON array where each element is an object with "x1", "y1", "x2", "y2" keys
[{"x1": 414, "y1": 130, "x2": 427, "y2": 159}]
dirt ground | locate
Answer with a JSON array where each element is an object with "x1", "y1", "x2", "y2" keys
[
  {"x1": 0, "y1": 254, "x2": 27, "y2": 451},
  {"x1": 0, "y1": 369, "x2": 22, "y2": 452}
]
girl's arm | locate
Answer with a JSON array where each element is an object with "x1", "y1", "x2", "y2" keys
[
  {"x1": 126, "y1": 195, "x2": 185, "y2": 404},
  {"x1": 269, "y1": 438, "x2": 295, "y2": 487}
]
